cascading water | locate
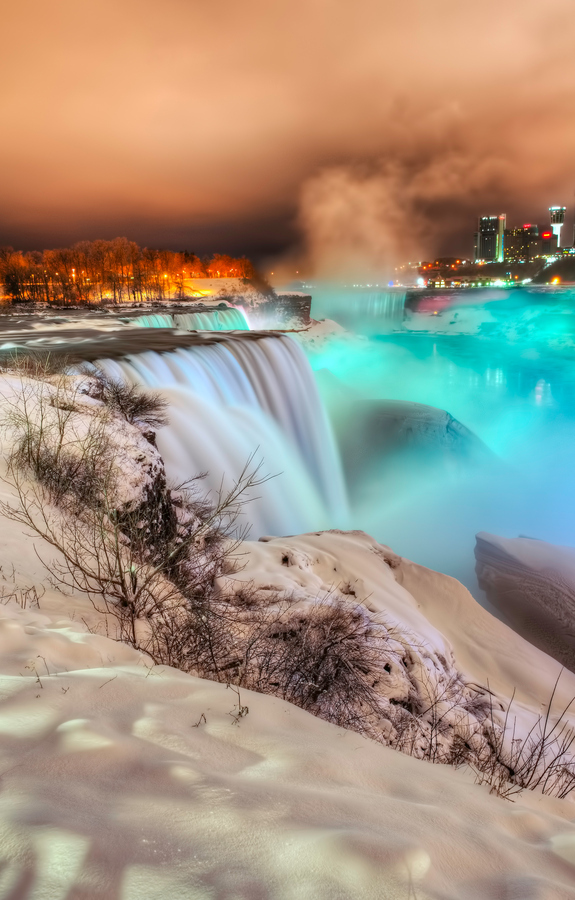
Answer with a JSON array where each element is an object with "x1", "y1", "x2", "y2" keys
[
  {"x1": 361, "y1": 291, "x2": 406, "y2": 322},
  {"x1": 132, "y1": 313, "x2": 174, "y2": 328},
  {"x1": 95, "y1": 334, "x2": 347, "y2": 537},
  {"x1": 131, "y1": 308, "x2": 249, "y2": 331},
  {"x1": 175, "y1": 309, "x2": 248, "y2": 331},
  {"x1": 309, "y1": 287, "x2": 407, "y2": 333}
]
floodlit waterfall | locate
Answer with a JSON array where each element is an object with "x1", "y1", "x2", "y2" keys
[
  {"x1": 309, "y1": 287, "x2": 407, "y2": 333},
  {"x1": 132, "y1": 313, "x2": 174, "y2": 328},
  {"x1": 175, "y1": 309, "x2": 249, "y2": 331},
  {"x1": 131, "y1": 308, "x2": 249, "y2": 331},
  {"x1": 95, "y1": 334, "x2": 347, "y2": 537},
  {"x1": 361, "y1": 292, "x2": 406, "y2": 321}
]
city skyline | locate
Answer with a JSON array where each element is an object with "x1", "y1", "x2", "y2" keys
[{"x1": 473, "y1": 205, "x2": 572, "y2": 264}]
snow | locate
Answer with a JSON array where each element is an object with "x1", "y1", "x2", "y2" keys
[
  {"x1": 1, "y1": 372, "x2": 575, "y2": 895},
  {"x1": 0, "y1": 585, "x2": 575, "y2": 898},
  {"x1": 0, "y1": 506, "x2": 575, "y2": 896},
  {"x1": 292, "y1": 318, "x2": 348, "y2": 349},
  {"x1": 235, "y1": 530, "x2": 575, "y2": 714},
  {"x1": 0, "y1": 374, "x2": 164, "y2": 510}
]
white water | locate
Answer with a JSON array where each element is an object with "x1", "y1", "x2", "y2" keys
[
  {"x1": 309, "y1": 287, "x2": 407, "y2": 333},
  {"x1": 362, "y1": 291, "x2": 406, "y2": 321},
  {"x1": 131, "y1": 308, "x2": 249, "y2": 331},
  {"x1": 175, "y1": 309, "x2": 249, "y2": 331},
  {"x1": 96, "y1": 335, "x2": 347, "y2": 537}
]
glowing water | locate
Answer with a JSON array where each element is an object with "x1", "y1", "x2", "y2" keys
[
  {"x1": 132, "y1": 314, "x2": 174, "y2": 328},
  {"x1": 132, "y1": 308, "x2": 249, "y2": 331},
  {"x1": 301, "y1": 285, "x2": 575, "y2": 592},
  {"x1": 175, "y1": 309, "x2": 249, "y2": 330},
  {"x1": 309, "y1": 287, "x2": 407, "y2": 332},
  {"x1": 96, "y1": 335, "x2": 347, "y2": 537},
  {"x1": 83, "y1": 284, "x2": 575, "y2": 593}
]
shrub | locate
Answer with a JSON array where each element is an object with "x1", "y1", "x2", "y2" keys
[{"x1": 82, "y1": 367, "x2": 169, "y2": 429}]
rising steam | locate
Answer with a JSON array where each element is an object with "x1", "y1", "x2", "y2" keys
[{"x1": 298, "y1": 147, "x2": 520, "y2": 279}]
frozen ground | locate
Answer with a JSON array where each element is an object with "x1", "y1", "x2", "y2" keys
[
  {"x1": 1, "y1": 507, "x2": 575, "y2": 896},
  {"x1": 1, "y1": 367, "x2": 575, "y2": 897}
]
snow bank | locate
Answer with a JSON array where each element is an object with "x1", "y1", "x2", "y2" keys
[
  {"x1": 235, "y1": 530, "x2": 575, "y2": 714},
  {"x1": 0, "y1": 544, "x2": 573, "y2": 897}
]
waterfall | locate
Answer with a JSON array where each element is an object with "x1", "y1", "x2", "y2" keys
[
  {"x1": 132, "y1": 313, "x2": 174, "y2": 328},
  {"x1": 361, "y1": 291, "x2": 406, "y2": 323},
  {"x1": 94, "y1": 334, "x2": 347, "y2": 537},
  {"x1": 310, "y1": 287, "x2": 407, "y2": 333},
  {"x1": 131, "y1": 308, "x2": 249, "y2": 331},
  {"x1": 175, "y1": 308, "x2": 248, "y2": 330}
]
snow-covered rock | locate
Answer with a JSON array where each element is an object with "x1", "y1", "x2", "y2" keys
[
  {"x1": 475, "y1": 532, "x2": 575, "y2": 673},
  {"x1": 0, "y1": 373, "x2": 165, "y2": 512},
  {"x1": 292, "y1": 317, "x2": 347, "y2": 348}
]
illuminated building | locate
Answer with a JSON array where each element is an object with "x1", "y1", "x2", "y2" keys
[
  {"x1": 474, "y1": 215, "x2": 506, "y2": 262},
  {"x1": 549, "y1": 206, "x2": 566, "y2": 247},
  {"x1": 503, "y1": 224, "x2": 545, "y2": 262},
  {"x1": 540, "y1": 229, "x2": 559, "y2": 256}
]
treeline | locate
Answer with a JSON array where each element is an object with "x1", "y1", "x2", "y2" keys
[{"x1": 0, "y1": 237, "x2": 257, "y2": 304}]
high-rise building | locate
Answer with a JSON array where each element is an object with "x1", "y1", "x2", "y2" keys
[
  {"x1": 503, "y1": 225, "x2": 537, "y2": 262},
  {"x1": 497, "y1": 214, "x2": 506, "y2": 261},
  {"x1": 549, "y1": 206, "x2": 566, "y2": 247},
  {"x1": 475, "y1": 214, "x2": 506, "y2": 261},
  {"x1": 504, "y1": 224, "x2": 558, "y2": 261}
]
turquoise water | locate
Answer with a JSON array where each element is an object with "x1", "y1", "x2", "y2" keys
[
  {"x1": 305, "y1": 287, "x2": 575, "y2": 593},
  {"x1": 131, "y1": 308, "x2": 249, "y2": 331},
  {"x1": 371, "y1": 333, "x2": 575, "y2": 444}
]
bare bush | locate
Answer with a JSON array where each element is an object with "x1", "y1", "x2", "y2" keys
[
  {"x1": 1, "y1": 450, "x2": 266, "y2": 663},
  {"x1": 0, "y1": 350, "x2": 69, "y2": 378},
  {"x1": 240, "y1": 596, "x2": 387, "y2": 732},
  {"x1": 0, "y1": 585, "x2": 44, "y2": 609},
  {"x1": 82, "y1": 367, "x2": 169, "y2": 429},
  {"x1": 2, "y1": 370, "x2": 115, "y2": 512},
  {"x1": 467, "y1": 674, "x2": 575, "y2": 800},
  {"x1": 0, "y1": 368, "x2": 266, "y2": 662}
]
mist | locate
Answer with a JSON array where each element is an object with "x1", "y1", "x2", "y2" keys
[{"x1": 300, "y1": 287, "x2": 575, "y2": 592}]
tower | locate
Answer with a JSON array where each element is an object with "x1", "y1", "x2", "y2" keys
[{"x1": 549, "y1": 206, "x2": 566, "y2": 248}]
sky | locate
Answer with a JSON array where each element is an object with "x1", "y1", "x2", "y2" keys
[{"x1": 2, "y1": 0, "x2": 575, "y2": 275}]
